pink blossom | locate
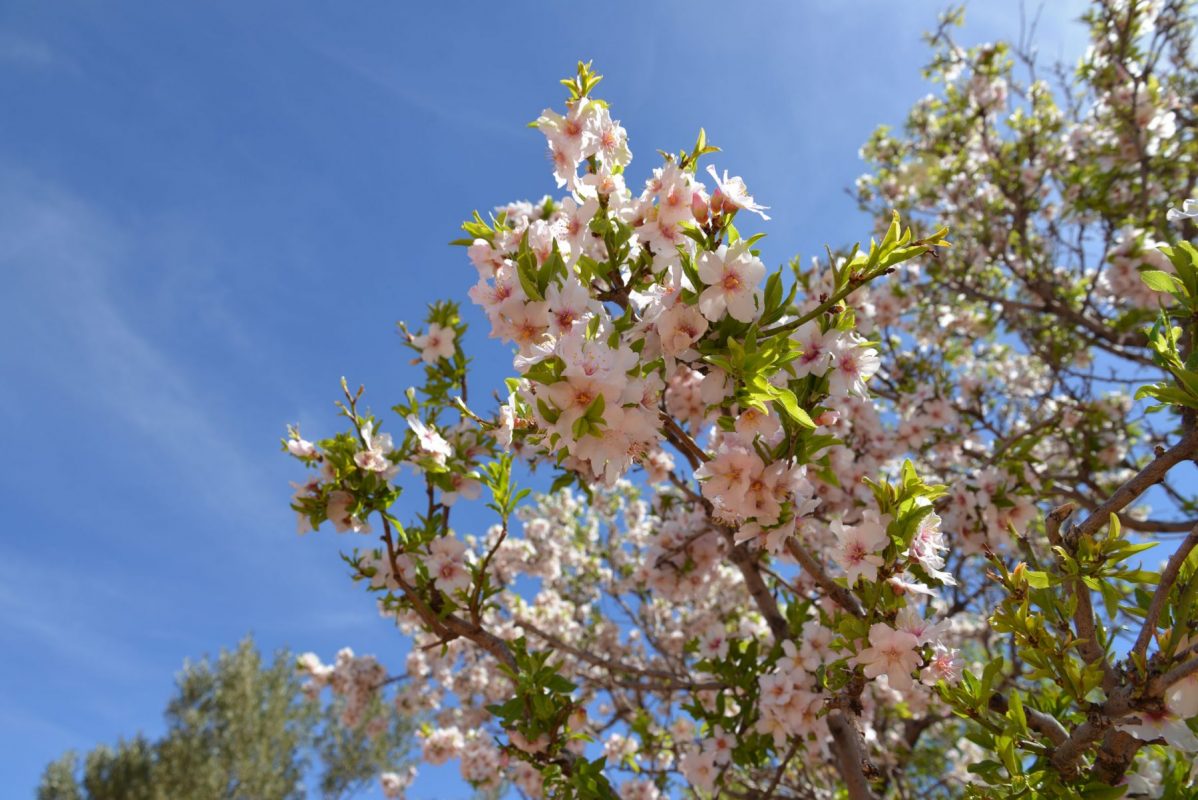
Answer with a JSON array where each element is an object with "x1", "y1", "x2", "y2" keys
[
  {"x1": 656, "y1": 301, "x2": 709, "y2": 359},
  {"x1": 545, "y1": 276, "x2": 593, "y2": 336},
  {"x1": 920, "y1": 643, "x2": 964, "y2": 686},
  {"x1": 799, "y1": 623, "x2": 835, "y2": 671},
  {"x1": 353, "y1": 423, "x2": 396, "y2": 476},
  {"x1": 734, "y1": 406, "x2": 782, "y2": 442},
  {"x1": 655, "y1": 163, "x2": 695, "y2": 225},
  {"x1": 696, "y1": 242, "x2": 765, "y2": 323},
  {"x1": 411, "y1": 323, "x2": 456, "y2": 364},
  {"x1": 380, "y1": 767, "x2": 417, "y2": 799},
  {"x1": 1166, "y1": 670, "x2": 1198, "y2": 718},
  {"x1": 855, "y1": 623, "x2": 921, "y2": 692},
  {"x1": 1117, "y1": 708, "x2": 1198, "y2": 752},
  {"x1": 535, "y1": 100, "x2": 599, "y2": 188},
  {"x1": 496, "y1": 301, "x2": 551, "y2": 355},
  {"x1": 592, "y1": 105, "x2": 631, "y2": 171},
  {"x1": 706, "y1": 164, "x2": 771, "y2": 220},
  {"x1": 791, "y1": 321, "x2": 835, "y2": 378},
  {"x1": 695, "y1": 443, "x2": 762, "y2": 521},
  {"x1": 286, "y1": 438, "x2": 316, "y2": 458},
  {"x1": 290, "y1": 477, "x2": 321, "y2": 534},
  {"x1": 441, "y1": 473, "x2": 483, "y2": 507},
  {"x1": 1167, "y1": 198, "x2": 1198, "y2": 222},
  {"x1": 406, "y1": 416, "x2": 452, "y2": 465},
  {"x1": 421, "y1": 725, "x2": 465, "y2": 765},
  {"x1": 698, "y1": 620, "x2": 731, "y2": 660},
  {"x1": 426, "y1": 535, "x2": 472, "y2": 595},
  {"x1": 830, "y1": 511, "x2": 890, "y2": 585},
  {"x1": 679, "y1": 748, "x2": 719, "y2": 792},
  {"x1": 907, "y1": 510, "x2": 956, "y2": 585},
  {"x1": 467, "y1": 239, "x2": 504, "y2": 277},
  {"x1": 828, "y1": 334, "x2": 881, "y2": 398},
  {"x1": 326, "y1": 490, "x2": 372, "y2": 534},
  {"x1": 554, "y1": 197, "x2": 599, "y2": 261},
  {"x1": 895, "y1": 607, "x2": 948, "y2": 647}
]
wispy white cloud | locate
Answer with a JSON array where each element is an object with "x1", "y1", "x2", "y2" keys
[
  {"x1": 0, "y1": 554, "x2": 153, "y2": 682},
  {"x1": 305, "y1": 41, "x2": 527, "y2": 141},
  {"x1": 0, "y1": 703, "x2": 79, "y2": 746},
  {"x1": 0, "y1": 168, "x2": 374, "y2": 742},
  {"x1": 0, "y1": 168, "x2": 278, "y2": 528},
  {"x1": 0, "y1": 166, "x2": 355, "y2": 646},
  {"x1": 0, "y1": 32, "x2": 57, "y2": 69}
]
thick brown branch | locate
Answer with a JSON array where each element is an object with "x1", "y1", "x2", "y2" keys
[
  {"x1": 1115, "y1": 515, "x2": 1198, "y2": 534},
  {"x1": 1050, "y1": 689, "x2": 1139, "y2": 777},
  {"x1": 1092, "y1": 728, "x2": 1142, "y2": 786},
  {"x1": 827, "y1": 711, "x2": 878, "y2": 800},
  {"x1": 661, "y1": 413, "x2": 708, "y2": 469},
  {"x1": 438, "y1": 614, "x2": 517, "y2": 670},
  {"x1": 1049, "y1": 716, "x2": 1108, "y2": 778}
]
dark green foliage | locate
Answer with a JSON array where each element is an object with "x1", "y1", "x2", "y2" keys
[{"x1": 37, "y1": 637, "x2": 412, "y2": 800}]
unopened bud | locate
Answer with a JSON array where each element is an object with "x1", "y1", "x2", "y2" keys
[
  {"x1": 710, "y1": 188, "x2": 728, "y2": 215},
  {"x1": 569, "y1": 706, "x2": 588, "y2": 730},
  {"x1": 815, "y1": 410, "x2": 840, "y2": 427}
]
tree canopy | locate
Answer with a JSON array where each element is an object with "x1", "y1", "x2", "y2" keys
[
  {"x1": 38, "y1": 637, "x2": 413, "y2": 800},
  {"x1": 284, "y1": 1, "x2": 1198, "y2": 797}
]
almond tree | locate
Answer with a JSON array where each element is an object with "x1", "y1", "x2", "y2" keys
[{"x1": 285, "y1": 3, "x2": 1198, "y2": 796}]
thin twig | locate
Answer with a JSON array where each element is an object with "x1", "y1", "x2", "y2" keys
[
  {"x1": 1132, "y1": 525, "x2": 1198, "y2": 662},
  {"x1": 784, "y1": 538, "x2": 864, "y2": 617}
]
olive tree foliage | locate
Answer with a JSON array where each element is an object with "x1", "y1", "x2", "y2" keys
[
  {"x1": 283, "y1": 1, "x2": 1198, "y2": 798},
  {"x1": 37, "y1": 638, "x2": 412, "y2": 800}
]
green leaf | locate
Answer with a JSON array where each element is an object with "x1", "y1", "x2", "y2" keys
[
  {"x1": 1140, "y1": 269, "x2": 1183, "y2": 296},
  {"x1": 1024, "y1": 570, "x2": 1052, "y2": 589},
  {"x1": 1006, "y1": 691, "x2": 1027, "y2": 734},
  {"x1": 771, "y1": 386, "x2": 816, "y2": 428}
]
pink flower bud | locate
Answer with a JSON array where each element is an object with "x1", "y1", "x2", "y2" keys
[
  {"x1": 710, "y1": 188, "x2": 729, "y2": 215},
  {"x1": 815, "y1": 410, "x2": 840, "y2": 427}
]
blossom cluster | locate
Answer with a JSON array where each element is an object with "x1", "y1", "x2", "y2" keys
[
  {"x1": 284, "y1": 10, "x2": 1198, "y2": 795},
  {"x1": 298, "y1": 648, "x2": 389, "y2": 732}
]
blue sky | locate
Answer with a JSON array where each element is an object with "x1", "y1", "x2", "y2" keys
[{"x1": 0, "y1": 2, "x2": 1090, "y2": 797}]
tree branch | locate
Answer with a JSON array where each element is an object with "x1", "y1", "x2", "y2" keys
[
  {"x1": 727, "y1": 538, "x2": 789, "y2": 641},
  {"x1": 988, "y1": 694, "x2": 1068, "y2": 746},
  {"x1": 784, "y1": 538, "x2": 864, "y2": 617},
  {"x1": 827, "y1": 711, "x2": 878, "y2": 800},
  {"x1": 1092, "y1": 728, "x2": 1141, "y2": 786},
  {"x1": 1150, "y1": 654, "x2": 1198, "y2": 696},
  {"x1": 379, "y1": 514, "x2": 516, "y2": 671},
  {"x1": 1071, "y1": 429, "x2": 1198, "y2": 541},
  {"x1": 1045, "y1": 503, "x2": 1115, "y2": 689},
  {"x1": 1132, "y1": 524, "x2": 1198, "y2": 663},
  {"x1": 515, "y1": 617, "x2": 723, "y2": 692}
]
